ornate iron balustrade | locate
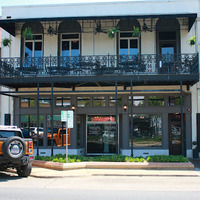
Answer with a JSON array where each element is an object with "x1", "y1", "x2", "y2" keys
[{"x1": 0, "y1": 53, "x2": 198, "y2": 78}]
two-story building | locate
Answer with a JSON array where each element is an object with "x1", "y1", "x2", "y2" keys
[{"x1": 0, "y1": 0, "x2": 199, "y2": 157}]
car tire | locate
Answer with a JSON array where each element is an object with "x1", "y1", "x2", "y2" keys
[
  {"x1": 17, "y1": 163, "x2": 32, "y2": 177},
  {"x1": 2, "y1": 136, "x2": 26, "y2": 163}
]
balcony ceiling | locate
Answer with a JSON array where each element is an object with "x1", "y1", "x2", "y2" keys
[{"x1": 0, "y1": 13, "x2": 197, "y2": 36}]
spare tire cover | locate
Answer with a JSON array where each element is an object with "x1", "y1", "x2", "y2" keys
[{"x1": 2, "y1": 136, "x2": 26, "y2": 163}]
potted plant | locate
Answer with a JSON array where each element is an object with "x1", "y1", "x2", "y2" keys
[
  {"x1": 132, "y1": 26, "x2": 140, "y2": 37},
  {"x1": 2, "y1": 38, "x2": 11, "y2": 47},
  {"x1": 108, "y1": 27, "x2": 119, "y2": 39},
  {"x1": 187, "y1": 36, "x2": 196, "y2": 46},
  {"x1": 22, "y1": 27, "x2": 33, "y2": 40}
]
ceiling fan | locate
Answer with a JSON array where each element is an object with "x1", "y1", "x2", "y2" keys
[
  {"x1": 142, "y1": 19, "x2": 153, "y2": 32},
  {"x1": 95, "y1": 21, "x2": 107, "y2": 34}
]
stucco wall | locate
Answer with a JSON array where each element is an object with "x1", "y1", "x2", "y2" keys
[{"x1": 2, "y1": 0, "x2": 199, "y2": 20}]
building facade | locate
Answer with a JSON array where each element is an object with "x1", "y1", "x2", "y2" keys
[{"x1": 0, "y1": 0, "x2": 199, "y2": 157}]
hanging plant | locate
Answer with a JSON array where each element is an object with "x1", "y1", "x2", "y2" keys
[
  {"x1": 187, "y1": 36, "x2": 196, "y2": 46},
  {"x1": 22, "y1": 27, "x2": 33, "y2": 40},
  {"x1": 108, "y1": 27, "x2": 119, "y2": 39},
  {"x1": 2, "y1": 38, "x2": 11, "y2": 47},
  {"x1": 132, "y1": 26, "x2": 141, "y2": 37}
]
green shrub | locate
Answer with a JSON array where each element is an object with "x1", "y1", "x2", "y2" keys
[
  {"x1": 134, "y1": 157, "x2": 140, "y2": 162},
  {"x1": 35, "y1": 154, "x2": 189, "y2": 163},
  {"x1": 140, "y1": 158, "x2": 145, "y2": 162}
]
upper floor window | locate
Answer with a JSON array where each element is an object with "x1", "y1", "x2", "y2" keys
[
  {"x1": 56, "y1": 97, "x2": 71, "y2": 107},
  {"x1": 61, "y1": 34, "x2": 79, "y2": 57},
  {"x1": 39, "y1": 97, "x2": 51, "y2": 108},
  {"x1": 24, "y1": 35, "x2": 43, "y2": 58},
  {"x1": 21, "y1": 98, "x2": 35, "y2": 108},
  {"x1": 120, "y1": 32, "x2": 139, "y2": 55}
]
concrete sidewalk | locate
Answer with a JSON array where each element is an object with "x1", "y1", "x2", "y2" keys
[
  {"x1": 30, "y1": 167, "x2": 200, "y2": 178},
  {"x1": 27, "y1": 160, "x2": 200, "y2": 178}
]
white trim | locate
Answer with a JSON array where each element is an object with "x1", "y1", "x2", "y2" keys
[
  {"x1": 121, "y1": 149, "x2": 169, "y2": 157},
  {"x1": 34, "y1": 148, "x2": 85, "y2": 156},
  {"x1": 60, "y1": 33, "x2": 80, "y2": 57}
]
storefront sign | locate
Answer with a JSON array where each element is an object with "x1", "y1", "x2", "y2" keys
[{"x1": 90, "y1": 116, "x2": 115, "y2": 122}]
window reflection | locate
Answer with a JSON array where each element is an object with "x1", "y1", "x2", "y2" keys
[
  {"x1": 148, "y1": 96, "x2": 164, "y2": 106},
  {"x1": 129, "y1": 96, "x2": 145, "y2": 107},
  {"x1": 169, "y1": 96, "x2": 184, "y2": 106},
  {"x1": 93, "y1": 97, "x2": 106, "y2": 107},
  {"x1": 21, "y1": 98, "x2": 35, "y2": 107},
  {"x1": 77, "y1": 97, "x2": 90, "y2": 107},
  {"x1": 129, "y1": 114, "x2": 162, "y2": 147},
  {"x1": 61, "y1": 34, "x2": 79, "y2": 57},
  {"x1": 20, "y1": 115, "x2": 44, "y2": 146}
]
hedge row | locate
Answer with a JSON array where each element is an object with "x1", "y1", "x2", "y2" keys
[{"x1": 35, "y1": 154, "x2": 189, "y2": 163}]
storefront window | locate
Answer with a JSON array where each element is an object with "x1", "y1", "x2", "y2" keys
[
  {"x1": 129, "y1": 96, "x2": 145, "y2": 107},
  {"x1": 20, "y1": 115, "x2": 44, "y2": 146},
  {"x1": 77, "y1": 97, "x2": 90, "y2": 107},
  {"x1": 129, "y1": 114, "x2": 162, "y2": 147},
  {"x1": 148, "y1": 96, "x2": 164, "y2": 106},
  {"x1": 56, "y1": 97, "x2": 71, "y2": 107},
  {"x1": 93, "y1": 96, "x2": 106, "y2": 107},
  {"x1": 47, "y1": 115, "x2": 62, "y2": 146},
  {"x1": 39, "y1": 97, "x2": 51, "y2": 107},
  {"x1": 87, "y1": 115, "x2": 116, "y2": 154},
  {"x1": 109, "y1": 96, "x2": 122, "y2": 107},
  {"x1": 47, "y1": 115, "x2": 67, "y2": 147},
  {"x1": 21, "y1": 98, "x2": 35, "y2": 107},
  {"x1": 169, "y1": 96, "x2": 184, "y2": 106}
]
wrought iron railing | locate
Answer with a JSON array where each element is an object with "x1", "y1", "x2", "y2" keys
[{"x1": 0, "y1": 53, "x2": 198, "y2": 78}]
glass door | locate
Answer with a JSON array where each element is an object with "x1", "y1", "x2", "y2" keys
[
  {"x1": 87, "y1": 115, "x2": 117, "y2": 154},
  {"x1": 168, "y1": 113, "x2": 184, "y2": 155}
]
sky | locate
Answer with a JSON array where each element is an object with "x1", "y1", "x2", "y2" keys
[{"x1": 0, "y1": 0, "x2": 135, "y2": 16}]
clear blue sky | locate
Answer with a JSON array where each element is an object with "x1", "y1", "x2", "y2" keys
[{"x1": 0, "y1": 0, "x2": 135, "y2": 16}]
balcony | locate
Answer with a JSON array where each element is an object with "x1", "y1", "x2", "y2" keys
[{"x1": 0, "y1": 53, "x2": 198, "y2": 83}]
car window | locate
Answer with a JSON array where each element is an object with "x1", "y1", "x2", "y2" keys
[{"x1": 0, "y1": 131, "x2": 22, "y2": 138}]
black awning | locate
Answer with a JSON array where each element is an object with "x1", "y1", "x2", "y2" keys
[{"x1": 0, "y1": 13, "x2": 197, "y2": 36}]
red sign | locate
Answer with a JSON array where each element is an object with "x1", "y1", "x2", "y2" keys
[{"x1": 91, "y1": 116, "x2": 115, "y2": 122}]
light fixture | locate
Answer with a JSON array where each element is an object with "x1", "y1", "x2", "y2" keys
[
  {"x1": 123, "y1": 104, "x2": 128, "y2": 112},
  {"x1": 71, "y1": 105, "x2": 76, "y2": 111}
]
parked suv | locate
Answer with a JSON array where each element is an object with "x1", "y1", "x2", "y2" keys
[{"x1": 0, "y1": 126, "x2": 34, "y2": 177}]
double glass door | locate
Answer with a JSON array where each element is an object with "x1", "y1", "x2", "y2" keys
[{"x1": 87, "y1": 115, "x2": 117, "y2": 154}]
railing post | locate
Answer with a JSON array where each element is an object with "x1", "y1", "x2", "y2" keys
[
  {"x1": 108, "y1": 54, "x2": 110, "y2": 71},
  {"x1": 50, "y1": 54, "x2": 52, "y2": 76}
]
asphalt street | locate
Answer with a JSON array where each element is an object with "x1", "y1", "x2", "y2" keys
[{"x1": 0, "y1": 170, "x2": 200, "y2": 200}]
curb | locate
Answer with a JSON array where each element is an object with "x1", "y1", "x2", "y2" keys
[{"x1": 32, "y1": 160, "x2": 195, "y2": 171}]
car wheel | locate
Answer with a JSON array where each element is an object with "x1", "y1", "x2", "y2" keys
[
  {"x1": 17, "y1": 163, "x2": 32, "y2": 177},
  {"x1": 2, "y1": 136, "x2": 26, "y2": 163}
]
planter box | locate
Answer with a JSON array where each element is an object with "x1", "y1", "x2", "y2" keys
[{"x1": 33, "y1": 160, "x2": 194, "y2": 171}]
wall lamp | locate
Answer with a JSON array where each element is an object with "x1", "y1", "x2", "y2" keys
[
  {"x1": 71, "y1": 105, "x2": 76, "y2": 111},
  {"x1": 123, "y1": 104, "x2": 128, "y2": 112}
]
